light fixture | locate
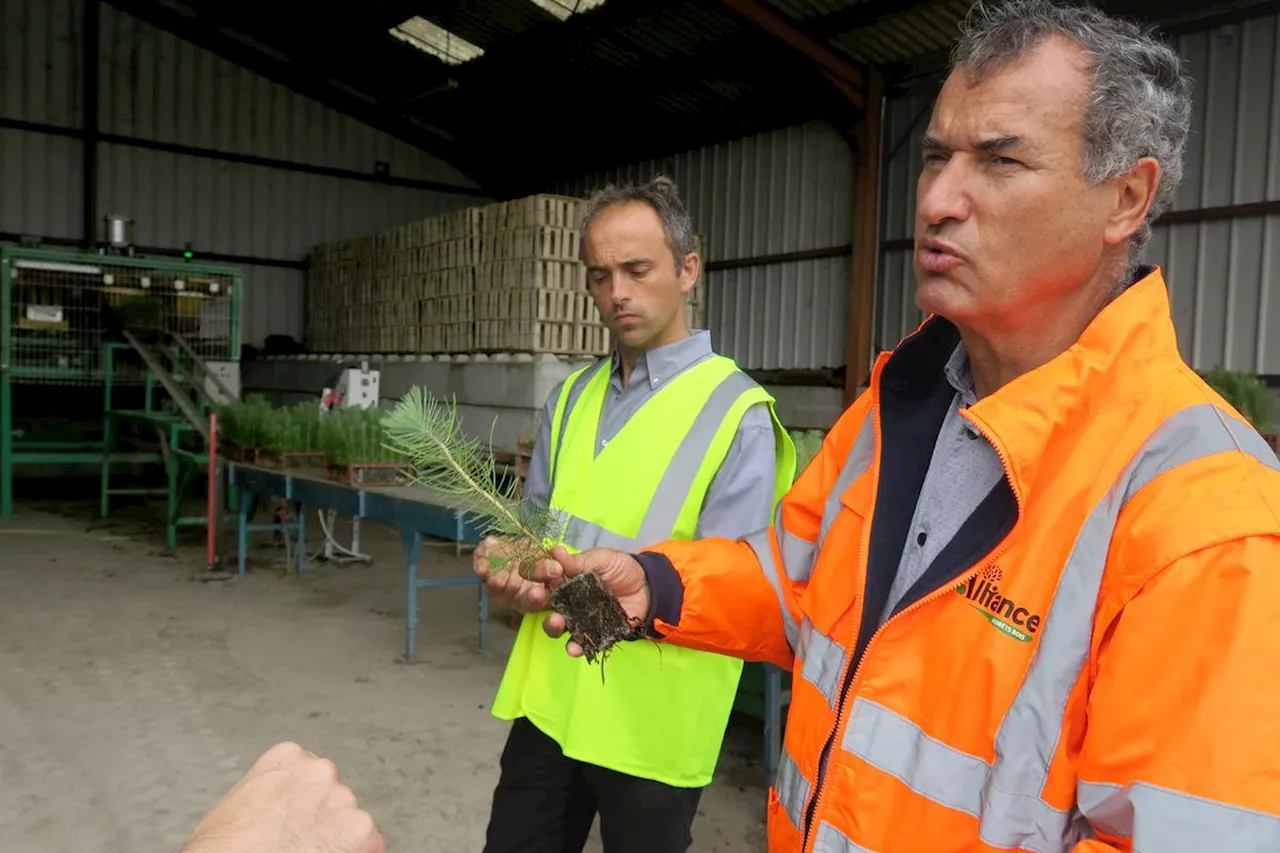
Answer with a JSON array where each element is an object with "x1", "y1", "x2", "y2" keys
[
  {"x1": 525, "y1": 0, "x2": 609, "y2": 22},
  {"x1": 390, "y1": 16, "x2": 484, "y2": 65}
]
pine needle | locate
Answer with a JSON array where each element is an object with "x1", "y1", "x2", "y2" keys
[{"x1": 380, "y1": 386, "x2": 566, "y2": 578}]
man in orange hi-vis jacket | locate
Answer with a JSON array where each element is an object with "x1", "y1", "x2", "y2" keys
[{"x1": 483, "y1": 2, "x2": 1280, "y2": 852}]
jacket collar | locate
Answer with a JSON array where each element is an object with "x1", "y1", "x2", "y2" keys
[{"x1": 875, "y1": 266, "x2": 1185, "y2": 502}]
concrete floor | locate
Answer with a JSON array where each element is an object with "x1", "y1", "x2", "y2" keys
[{"x1": 0, "y1": 495, "x2": 771, "y2": 852}]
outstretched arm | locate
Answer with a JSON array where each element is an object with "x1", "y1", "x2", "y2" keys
[{"x1": 535, "y1": 394, "x2": 873, "y2": 671}]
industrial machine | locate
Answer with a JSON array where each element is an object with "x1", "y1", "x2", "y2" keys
[
  {"x1": 318, "y1": 361, "x2": 380, "y2": 413},
  {"x1": 316, "y1": 360, "x2": 382, "y2": 565},
  {"x1": 0, "y1": 222, "x2": 241, "y2": 546}
]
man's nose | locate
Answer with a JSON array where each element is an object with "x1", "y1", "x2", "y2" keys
[
  {"x1": 610, "y1": 273, "x2": 634, "y2": 303},
  {"x1": 916, "y1": 160, "x2": 971, "y2": 226}
]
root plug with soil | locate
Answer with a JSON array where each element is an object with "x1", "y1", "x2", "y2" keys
[{"x1": 549, "y1": 570, "x2": 645, "y2": 672}]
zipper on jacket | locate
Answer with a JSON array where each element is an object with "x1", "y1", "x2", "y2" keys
[{"x1": 799, "y1": 407, "x2": 1024, "y2": 852}]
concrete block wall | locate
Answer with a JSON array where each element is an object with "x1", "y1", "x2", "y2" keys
[
  {"x1": 242, "y1": 354, "x2": 850, "y2": 452},
  {"x1": 241, "y1": 352, "x2": 595, "y2": 455}
]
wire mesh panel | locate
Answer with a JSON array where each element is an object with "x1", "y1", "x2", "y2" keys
[{"x1": 1, "y1": 247, "x2": 240, "y2": 385}]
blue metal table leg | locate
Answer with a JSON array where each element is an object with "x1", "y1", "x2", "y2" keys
[
  {"x1": 238, "y1": 485, "x2": 249, "y2": 581},
  {"x1": 764, "y1": 664, "x2": 782, "y2": 787},
  {"x1": 402, "y1": 528, "x2": 421, "y2": 663},
  {"x1": 296, "y1": 502, "x2": 306, "y2": 576}
]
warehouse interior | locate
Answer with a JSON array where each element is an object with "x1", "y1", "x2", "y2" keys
[{"x1": 2, "y1": 0, "x2": 1279, "y2": 848}]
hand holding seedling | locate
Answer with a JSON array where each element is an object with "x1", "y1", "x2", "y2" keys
[
  {"x1": 535, "y1": 545, "x2": 651, "y2": 659},
  {"x1": 474, "y1": 536, "x2": 558, "y2": 612},
  {"x1": 381, "y1": 388, "x2": 647, "y2": 669}
]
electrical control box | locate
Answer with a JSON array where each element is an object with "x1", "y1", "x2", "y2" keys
[{"x1": 320, "y1": 361, "x2": 380, "y2": 411}]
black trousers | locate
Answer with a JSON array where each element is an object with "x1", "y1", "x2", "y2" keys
[{"x1": 483, "y1": 717, "x2": 705, "y2": 853}]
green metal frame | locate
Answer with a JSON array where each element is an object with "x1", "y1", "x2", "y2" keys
[
  {"x1": 99, "y1": 342, "x2": 208, "y2": 550},
  {"x1": 1, "y1": 244, "x2": 242, "y2": 520}
]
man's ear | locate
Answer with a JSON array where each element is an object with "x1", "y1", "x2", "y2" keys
[
  {"x1": 680, "y1": 251, "x2": 700, "y2": 295},
  {"x1": 1104, "y1": 157, "x2": 1160, "y2": 248}
]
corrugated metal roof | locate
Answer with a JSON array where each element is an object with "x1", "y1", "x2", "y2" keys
[
  {"x1": 830, "y1": 0, "x2": 971, "y2": 65},
  {"x1": 764, "y1": 0, "x2": 864, "y2": 23},
  {"x1": 420, "y1": 0, "x2": 569, "y2": 50}
]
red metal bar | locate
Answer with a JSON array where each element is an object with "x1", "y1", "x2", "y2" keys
[{"x1": 207, "y1": 412, "x2": 218, "y2": 570}]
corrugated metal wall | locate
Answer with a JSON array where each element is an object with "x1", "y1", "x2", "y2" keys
[
  {"x1": 1, "y1": 0, "x2": 83, "y2": 241},
  {"x1": 0, "y1": 0, "x2": 484, "y2": 347},
  {"x1": 555, "y1": 121, "x2": 853, "y2": 371},
  {"x1": 877, "y1": 12, "x2": 1280, "y2": 375}
]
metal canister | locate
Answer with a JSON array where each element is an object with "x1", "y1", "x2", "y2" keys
[{"x1": 103, "y1": 214, "x2": 133, "y2": 248}]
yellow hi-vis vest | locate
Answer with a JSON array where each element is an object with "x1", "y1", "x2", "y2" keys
[{"x1": 490, "y1": 353, "x2": 796, "y2": 788}]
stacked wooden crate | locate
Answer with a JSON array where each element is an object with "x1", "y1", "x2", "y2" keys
[
  {"x1": 307, "y1": 235, "x2": 379, "y2": 352},
  {"x1": 306, "y1": 209, "x2": 478, "y2": 354},
  {"x1": 473, "y1": 194, "x2": 609, "y2": 357},
  {"x1": 306, "y1": 195, "x2": 703, "y2": 358},
  {"x1": 416, "y1": 208, "x2": 482, "y2": 354}
]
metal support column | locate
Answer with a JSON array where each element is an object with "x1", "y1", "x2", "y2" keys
[{"x1": 82, "y1": 0, "x2": 100, "y2": 248}]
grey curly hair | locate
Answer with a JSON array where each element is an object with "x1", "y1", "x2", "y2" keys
[
  {"x1": 950, "y1": 0, "x2": 1194, "y2": 268},
  {"x1": 578, "y1": 175, "x2": 696, "y2": 271}
]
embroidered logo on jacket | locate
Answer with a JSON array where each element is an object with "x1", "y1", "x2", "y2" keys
[{"x1": 955, "y1": 566, "x2": 1042, "y2": 642}]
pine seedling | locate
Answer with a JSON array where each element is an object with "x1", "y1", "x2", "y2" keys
[
  {"x1": 379, "y1": 386, "x2": 641, "y2": 669},
  {"x1": 379, "y1": 386, "x2": 566, "y2": 577}
]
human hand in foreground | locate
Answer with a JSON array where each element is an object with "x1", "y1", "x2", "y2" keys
[
  {"x1": 180, "y1": 741, "x2": 384, "y2": 853},
  {"x1": 534, "y1": 546, "x2": 652, "y2": 658}
]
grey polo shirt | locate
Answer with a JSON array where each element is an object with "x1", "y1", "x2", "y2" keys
[
  {"x1": 880, "y1": 341, "x2": 1006, "y2": 623},
  {"x1": 522, "y1": 330, "x2": 780, "y2": 541}
]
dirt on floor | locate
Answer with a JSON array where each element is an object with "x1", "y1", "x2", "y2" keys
[{"x1": 0, "y1": 498, "x2": 771, "y2": 853}]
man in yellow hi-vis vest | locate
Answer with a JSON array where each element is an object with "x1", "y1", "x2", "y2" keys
[{"x1": 476, "y1": 176, "x2": 796, "y2": 853}]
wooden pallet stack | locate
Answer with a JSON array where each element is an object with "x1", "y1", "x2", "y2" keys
[
  {"x1": 473, "y1": 194, "x2": 610, "y2": 357},
  {"x1": 306, "y1": 196, "x2": 704, "y2": 358},
  {"x1": 415, "y1": 208, "x2": 482, "y2": 354},
  {"x1": 307, "y1": 235, "x2": 379, "y2": 352}
]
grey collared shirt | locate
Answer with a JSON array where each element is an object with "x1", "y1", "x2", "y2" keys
[
  {"x1": 880, "y1": 341, "x2": 1006, "y2": 623},
  {"x1": 523, "y1": 330, "x2": 779, "y2": 541}
]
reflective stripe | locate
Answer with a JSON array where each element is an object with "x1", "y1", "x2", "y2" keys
[
  {"x1": 813, "y1": 821, "x2": 875, "y2": 853},
  {"x1": 832, "y1": 405, "x2": 1280, "y2": 852},
  {"x1": 776, "y1": 500, "x2": 817, "y2": 583},
  {"x1": 635, "y1": 370, "x2": 761, "y2": 544},
  {"x1": 743, "y1": 527, "x2": 800, "y2": 650},
  {"x1": 550, "y1": 360, "x2": 607, "y2": 482},
  {"x1": 843, "y1": 700, "x2": 1088, "y2": 852},
  {"x1": 773, "y1": 748, "x2": 811, "y2": 830},
  {"x1": 556, "y1": 368, "x2": 760, "y2": 552},
  {"x1": 797, "y1": 617, "x2": 845, "y2": 706},
  {"x1": 818, "y1": 415, "x2": 875, "y2": 549},
  {"x1": 556, "y1": 511, "x2": 640, "y2": 552},
  {"x1": 844, "y1": 698, "x2": 989, "y2": 818},
  {"x1": 1078, "y1": 780, "x2": 1280, "y2": 851}
]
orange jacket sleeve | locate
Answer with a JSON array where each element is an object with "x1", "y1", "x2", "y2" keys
[
  {"x1": 637, "y1": 394, "x2": 873, "y2": 671},
  {"x1": 1071, "y1": 533, "x2": 1280, "y2": 851}
]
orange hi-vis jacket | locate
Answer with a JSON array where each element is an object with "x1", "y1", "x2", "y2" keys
[{"x1": 637, "y1": 267, "x2": 1280, "y2": 852}]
